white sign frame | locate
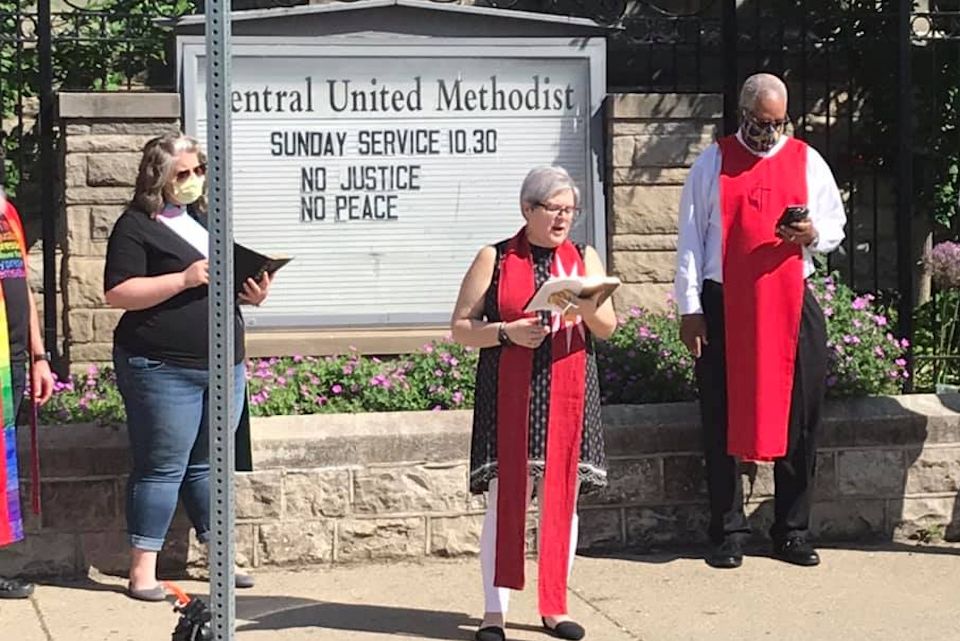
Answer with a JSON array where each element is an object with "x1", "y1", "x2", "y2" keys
[{"x1": 178, "y1": 36, "x2": 607, "y2": 328}]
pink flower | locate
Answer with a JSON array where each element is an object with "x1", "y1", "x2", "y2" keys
[{"x1": 332, "y1": 384, "x2": 343, "y2": 395}]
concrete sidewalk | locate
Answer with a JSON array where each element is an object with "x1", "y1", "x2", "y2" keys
[{"x1": 3, "y1": 545, "x2": 960, "y2": 641}]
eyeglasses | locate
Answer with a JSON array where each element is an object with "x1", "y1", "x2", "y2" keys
[
  {"x1": 174, "y1": 164, "x2": 206, "y2": 183},
  {"x1": 536, "y1": 202, "x2": 581, "y2": 218},
  {"x1": 743, "y1": 110, "x2": 790, "y2": 131}
]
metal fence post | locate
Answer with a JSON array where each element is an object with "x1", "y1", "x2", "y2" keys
[
  {"x1": 721, "y1": 0, "x2": 738, "y2": 135},
  {"x1": 38, "y1": 0, "x2": 58, "y2": 371},
  {"x1": 205, "y1": 0, "x2": 235, "y2": 638},
  {"x1": 896, "y1": 0, "x2": 914, "y2": 390}
]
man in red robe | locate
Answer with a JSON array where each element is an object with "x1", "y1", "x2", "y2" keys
[{"x1": 674, "y1": 73, "x2": 846, "y2": 569}]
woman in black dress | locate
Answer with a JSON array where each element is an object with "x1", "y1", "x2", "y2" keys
[{"x1": 451, "y1": 166, "x2": 616, "y2": 641}]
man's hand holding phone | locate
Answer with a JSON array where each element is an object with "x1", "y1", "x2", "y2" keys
[{"x1": 776, "y1": 205, "x2": 818, "y2": 246}]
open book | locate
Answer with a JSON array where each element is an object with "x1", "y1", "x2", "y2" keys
[
  {"x1": 235, "y1": 243, "x2": 292, "y2": 293},
  {"x1": 524, "y1": 276, "x2": 621, "y2": 314}
]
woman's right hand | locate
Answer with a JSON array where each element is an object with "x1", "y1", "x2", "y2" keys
[
  {"x1": 181, "y1": 259, "x2": 209, "y2": 289},
  {"x1": 505, "y1": 317, "x2": 550, "y2": 349}
]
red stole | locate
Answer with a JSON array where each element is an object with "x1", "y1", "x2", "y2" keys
[
  {"x1": 718, "y1": 136, "x2": 807, "y2": 461},
  {"x1": 494, "y1": 228, "x2": 587, "y2": 616}
]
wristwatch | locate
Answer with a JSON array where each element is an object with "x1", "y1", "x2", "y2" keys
[
  {"x1": 32, "y1": 351, "x2": 50, "y2": 363},
  {"x1": 497, "y1": 322, "x2": 513, "y2": 346}
]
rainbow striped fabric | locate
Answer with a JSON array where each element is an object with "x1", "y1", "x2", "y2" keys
[{"x1": 0, "y1": 200, "x2": 25, "y2": 548}]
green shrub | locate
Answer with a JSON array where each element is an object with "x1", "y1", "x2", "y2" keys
[{"x1": 39, "y1": 275, "x2": 907, "y2": 425}]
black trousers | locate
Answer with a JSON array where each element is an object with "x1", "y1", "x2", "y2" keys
[{"x1": 695, "y1": 280, "x2": 828, "y2": 545}]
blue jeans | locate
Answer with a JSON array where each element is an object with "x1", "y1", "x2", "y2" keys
[{"x1": 114, "y1": 347, "x2": 246, "y2": 552}]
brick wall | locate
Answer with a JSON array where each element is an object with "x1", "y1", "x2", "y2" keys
[{"x1": 3, "y1": 395, "x2": 958, "y2": 578}]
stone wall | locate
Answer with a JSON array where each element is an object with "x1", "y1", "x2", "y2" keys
[
  {"x1": 58, "y1": 93, "x2": 181, "y2": 367},
  {"x1": 3, "y1": 394, "x2": 959, "y2": 578},
  {"x1": 606, "y1": 94, "x2": 721, "y2": 313}
]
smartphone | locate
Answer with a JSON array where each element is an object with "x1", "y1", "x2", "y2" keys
[{"x1": 777, "y1": 205, "x2": 809, "y2": 229}]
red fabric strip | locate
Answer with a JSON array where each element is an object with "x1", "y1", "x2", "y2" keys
[
  {"x1": 30, "y1": 377, "x2": 40, "y2": 516},
  {"x1": 494, "y1": 228, "x2": 587, "y2": 615},
  {"x1": 537, "y1": 262, "x2": 586, "y2": 616},
  {"x1": 494, "y1": 229, "x2": 536, "y2": 590},
  {"x1": 718, "y1": 136, "x2": 807, "y2": 460}
]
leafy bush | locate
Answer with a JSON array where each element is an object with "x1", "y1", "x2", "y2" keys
[
  {"x1": 596, "y1": 303, "x2": 697, "y2": 404},
  {"x1": 808, "y1": 274, "x2": 909, "y2": 395},
  {"x1": 42, "y1": 365, "x2": 126, "y2": 425},
  {"x1": 913, "y1": 241, "x2": 960, "y2": 389},
  {"x1": 39, "y1": 277, "x2": 908, "y2": 425},
  {"x1": 244, "y1": 343, "x2": 478, "y2": 416}
]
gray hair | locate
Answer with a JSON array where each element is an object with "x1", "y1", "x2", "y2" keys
[
  {"x1": 131, "y1": 134, "x2": 206, "y2": 217},
  {"x1": 520, "y1": 166, "x2": 580, "y2": 211},
  {"x1": 739, "y1": 73, "x2": 788, "y2": 111}
]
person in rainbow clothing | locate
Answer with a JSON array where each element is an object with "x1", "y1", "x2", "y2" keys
[{"x1": 0, "y1": 187, "x2": 55, "y2": 599}]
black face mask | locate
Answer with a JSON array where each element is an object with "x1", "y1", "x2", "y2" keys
[{"x1": 740, "y1": 110, "x2": 788, "y2": 153}]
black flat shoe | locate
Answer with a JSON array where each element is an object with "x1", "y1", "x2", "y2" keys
[
  {"x1": 773, "y1": 536, "x2": 820, "y2": 567},
  {"x1": 705, "y1": 538, "x2": 743, "y2": 569},
  {"x1": 0, "y1": 577, "x2": 34, "y2": 599},
  {"x1": 475, "y1": 625, "x2": 506, "y2": 641},
  {"x1": 542, "y1": 617, "x2": 585, "y2": 640}
]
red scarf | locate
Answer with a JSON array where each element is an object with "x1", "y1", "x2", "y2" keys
[
  {"x1": 718, "y1": 136, "x2": 807, "y2": 460},
  {"x1": 494, "y1": 228, "x2": 587, "y2": 616}
]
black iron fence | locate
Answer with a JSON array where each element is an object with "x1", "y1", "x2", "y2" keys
[{"x1": 483, "y1": 0, "x2": 959, "y2": 390}]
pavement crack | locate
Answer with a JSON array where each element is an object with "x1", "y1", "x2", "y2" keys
[
  {"x1": 30, "y1": 594, "x2": 55, "y2": 641},
  {"x1": 569, "y1": 585, "x2": 644, "y2": 641}
]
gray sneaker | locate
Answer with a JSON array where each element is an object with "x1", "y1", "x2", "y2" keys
[{"x1": 0, "y1": 577, "x2": 35, "y2": 599}]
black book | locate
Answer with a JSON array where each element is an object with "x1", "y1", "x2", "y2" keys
[{"x1": 234, "y1": 243, "x2": 292, "y2": 293}]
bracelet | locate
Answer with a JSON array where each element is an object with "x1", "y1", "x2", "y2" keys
[{"x1": 497, "y1": 322, "x2": 513, "y2": 346}]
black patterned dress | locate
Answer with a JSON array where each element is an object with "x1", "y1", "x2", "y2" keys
[{"x1": 469, "y1": 240, "x2": 607, "y2": 495}]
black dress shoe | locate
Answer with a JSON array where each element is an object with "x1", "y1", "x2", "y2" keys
[
  {"x1": 542, "y1": 617, "x2": 585, "y2": 640},
  {"x1": 0, "y1": 577, "x2": 35, "y2": 599},
  {"x1": 773, "y1": 536, "x2": 820, "y2": 567},
  {"x1": 705, "y1": 539, "x2": 743, "y2": 569},
  {"x1": 475, "y1": 625, "x2": 506, "y2": 641}
]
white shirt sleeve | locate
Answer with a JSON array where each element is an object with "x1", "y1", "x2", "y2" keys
[
  {"x1": 674, "y1": 144, "x2": 720, "y2": 316},
  {"x1": 804, "y1": 146, "x2": 847, "y2": 255}
]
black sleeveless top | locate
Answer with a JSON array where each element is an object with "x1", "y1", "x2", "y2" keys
[{"x1": 468, "y1": 239, "x2": 607, "y2": 495}]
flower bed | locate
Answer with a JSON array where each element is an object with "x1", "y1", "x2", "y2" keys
[{"x1": 42, "y1": 273, "x2": 909, "y2": 424}]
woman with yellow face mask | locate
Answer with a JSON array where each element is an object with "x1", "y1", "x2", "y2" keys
[{"x1": 103, "y1": 134, "x2": 271, "y2": 601}]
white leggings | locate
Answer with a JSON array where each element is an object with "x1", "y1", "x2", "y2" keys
[{"x1": 479, "y1": 476, "x2": 581, "y2": 614}]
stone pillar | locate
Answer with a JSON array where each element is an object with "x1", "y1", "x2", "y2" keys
[
  {"x1": 606, "y1": 93, "x2": 722, "y2": 313},
  {"x1": 58, "y1": 93, "x2": 181, "y2": 368}
]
